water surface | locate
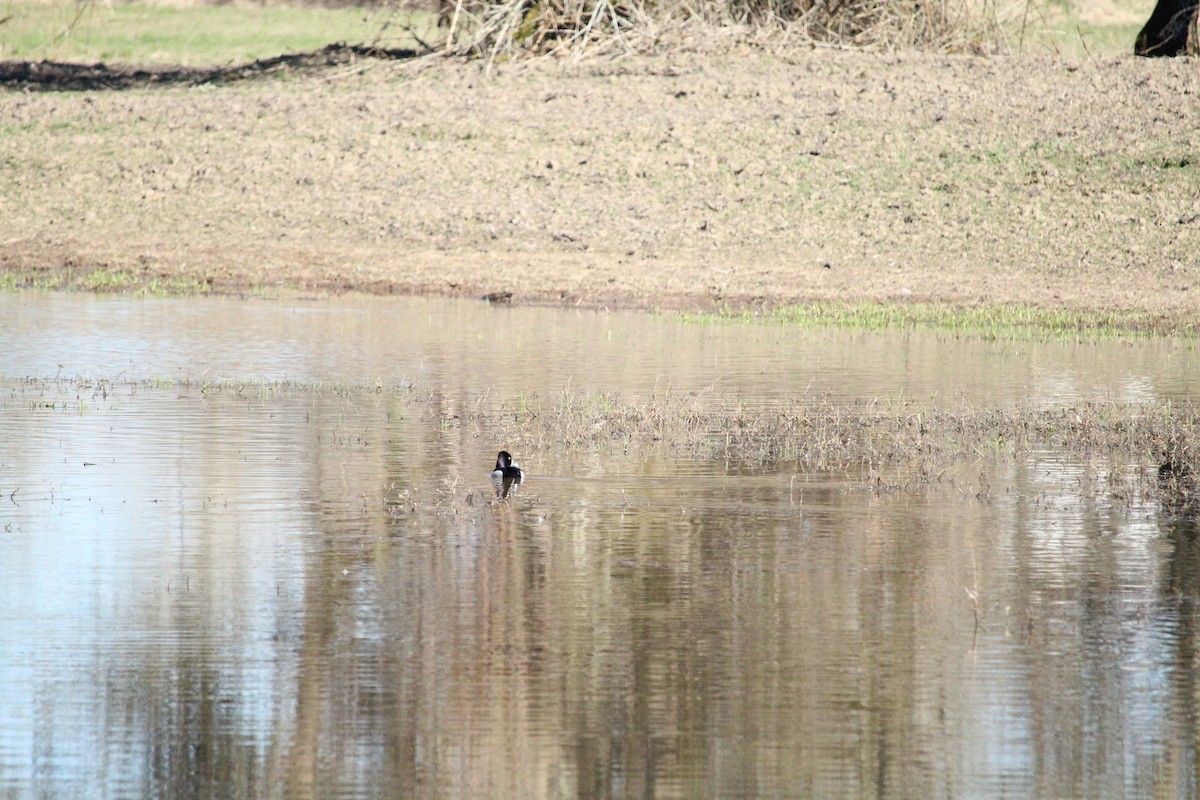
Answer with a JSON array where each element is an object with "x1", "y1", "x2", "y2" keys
[
  {"x1": 2, "y1": 292, "x2": 1199, "y2": 799},
  {"x1": 5, "y1": 292, "x2": 1199, "y2": 402}
]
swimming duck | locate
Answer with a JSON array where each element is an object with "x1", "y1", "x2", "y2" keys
[{"x1": 491, "y1": 450, "x2": 523, "y2": 481}]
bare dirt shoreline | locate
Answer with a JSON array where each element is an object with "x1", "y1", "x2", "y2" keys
[{"x1": 1, "y1": 49, "x2": 1198, "y2": 323}]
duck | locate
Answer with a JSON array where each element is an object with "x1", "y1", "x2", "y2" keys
[{"x1": 491, "y1": 450, "x2": 523, "y2": 481}]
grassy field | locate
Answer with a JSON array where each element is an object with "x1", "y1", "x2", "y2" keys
[
  {"x1": 0, "y1": 1, "x2": 435, "y2": 64},
  {"x1": 0, "y1": 0, "x2": 1153, "y2": 64},
  {"x1": 977, "y1": 0, "x2": 1149, "y2": 56}
]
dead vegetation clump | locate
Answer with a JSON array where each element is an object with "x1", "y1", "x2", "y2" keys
[{"x1": 433, "y1": 0, "x2": 1008, "y2": 63}]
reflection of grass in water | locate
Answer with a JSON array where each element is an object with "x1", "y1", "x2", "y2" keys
[{"x1": 682, "y1": 302, "x2": 1183, "y2": 339}]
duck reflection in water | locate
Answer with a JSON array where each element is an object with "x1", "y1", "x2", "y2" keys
[{"x1": 491, "y1": 450, "x2": 523, "y2": 499}]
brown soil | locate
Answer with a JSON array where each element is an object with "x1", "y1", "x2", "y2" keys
[{"x1": 1, "y1": 48, "x2": 1198, "y2": 319}]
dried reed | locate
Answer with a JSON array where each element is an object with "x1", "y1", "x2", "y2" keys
[{"x1": 471, "y1": 389, "x2": 1200, "y2": 483}]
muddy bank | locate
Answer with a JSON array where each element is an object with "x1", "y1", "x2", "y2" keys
[{"x1": 1, "y1": 50, "x2": 1197, "y2": 320}]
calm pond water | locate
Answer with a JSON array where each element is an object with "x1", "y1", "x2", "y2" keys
[{"x1": 2, "y1": 291, "x2": 1200, "y2": 799}]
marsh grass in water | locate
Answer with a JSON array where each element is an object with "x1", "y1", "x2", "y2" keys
[
  {"x1": 481, "y1": 388, "x2": 1200, "y2": 474},
  {"x1": 477, "y1": 388, "x2": 1200, "y2": 508},
  {"x1": 15, "y1": 373, "x2": 1198, "y2": 503},
  {"x1": 682, "y1": 302, "x2": 1190, "y2": 339},
  {"x1": 9, "y1": 365, "x2": 1197, "y2": 513}
]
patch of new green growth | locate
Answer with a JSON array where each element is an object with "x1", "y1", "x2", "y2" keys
[
  {"x1": 82, "y1": 269, "x2": 138, "y2": 291},
  {"x1": 0, "y1": 1, "x2": 435, "y2": 65},
  {"x1": 142, "y1": 275, "x2": 212, "y2": 296},
  {"x1": 681, "y1": 302, "x2": 1187, "y2": 339},
  {"x1": 0, "y1": 268, "x2": 215, "y2": 296},
  {"x1": 81, "y1": 269, "x2": 207, "y2": 295},
  {"x1": 0, "y1": 271, "x2": 68, "y2": 291},
  {"x1": 196, "y1": 377, "x2": 324, "y2": 399}
]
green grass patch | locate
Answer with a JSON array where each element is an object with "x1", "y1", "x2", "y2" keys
[
  {"x1": 1, "y1": 268, "x2": 212, "y2": 296},
  {"x1": 0, "y1": 271, "x2": 66, "y2": 291},
  {"x1": 1013, "y1": 13, "x2": 1145, "y2": 57},
  {"x1": 0, "y1": 1, "x2": 433, "y2": 65},
  {"x1": 680, "y1": 301, "x2": 1188, "y2": 339},
  {"x1": 81, "y1": 268, "x2": 138, "y2": 291},
  {"x1": 996, "y1": 0, "x2": 1153, "y2": 57}
]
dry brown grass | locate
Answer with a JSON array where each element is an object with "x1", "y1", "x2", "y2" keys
[
  {"x1": 434, "y1": 0, "x2": 1011, "y2": 63},
  {"x1": 456, "y1": 388, "x2": 1200, "y2": 508}
]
